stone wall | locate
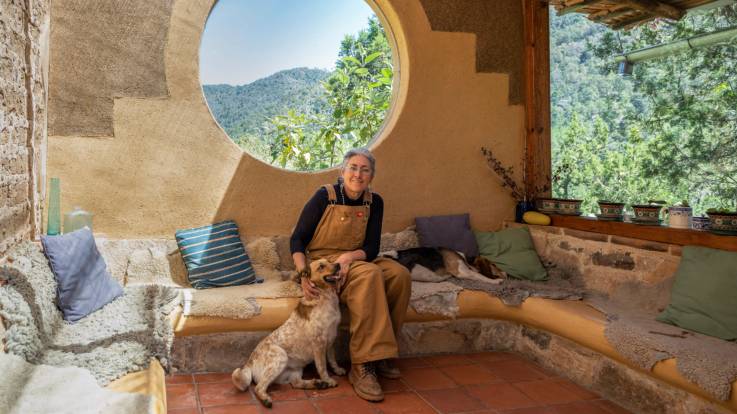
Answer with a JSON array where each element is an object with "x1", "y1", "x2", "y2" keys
[
  {"x1": 0, "y1": 0, "x2": 50, "y2": 256},
  {"x1": 507, "y1": 222, "x2": 682, "y2": 300},
  {"x1": 170, "y1": 319, "x2": 728, "y2": 414}
]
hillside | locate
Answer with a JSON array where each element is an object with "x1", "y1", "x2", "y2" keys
[{"x1": 203, "y1": 67, "x2": 331, "y2": 138}]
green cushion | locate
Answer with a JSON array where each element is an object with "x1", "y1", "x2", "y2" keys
[
  {"x1": 474, "y1": 227, "x2": 548, "y2": 281},
  {"x1": 656, "y1": 246, "x2": 737, "y2": 340}
]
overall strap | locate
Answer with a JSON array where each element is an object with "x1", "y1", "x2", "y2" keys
[
  {"x1": 362, "y1": 190, "x2": 373, "y2": 205},
  {"x1": 362, "y1": 190, "x2": 372, "y2": 220},
  {"x1": 323, "y1": 184, "x2": 337, "y2": 205}
]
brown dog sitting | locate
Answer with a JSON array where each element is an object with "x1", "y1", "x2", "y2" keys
[{"x1": 231, "y1": 258, "x2": 345, "y2": 408}]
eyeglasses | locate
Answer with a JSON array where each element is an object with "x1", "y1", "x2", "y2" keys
[{"x1": 346, "y1": 165, "x2": 372, "y2": 176}]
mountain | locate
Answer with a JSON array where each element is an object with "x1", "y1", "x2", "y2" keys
[{"x1": 203, "y1": 67, "x2": 332, "y2": 139}]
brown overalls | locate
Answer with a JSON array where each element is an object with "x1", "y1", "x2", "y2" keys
[{"x1": 306, "y1": 184, "x2": 411, "y2": 364}]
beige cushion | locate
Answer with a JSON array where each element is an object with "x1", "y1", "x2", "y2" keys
[{"x1": 106, "y1": 359, "x2": 166, "y2": 414}]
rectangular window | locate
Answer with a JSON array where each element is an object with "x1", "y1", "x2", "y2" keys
[{"x1": 549, "y1": 3, "x2": 737, "y2": 219}]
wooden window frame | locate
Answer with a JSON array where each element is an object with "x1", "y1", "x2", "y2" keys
[{"x1": 521, "y1": 0, "x2": 737, "y2": 252}]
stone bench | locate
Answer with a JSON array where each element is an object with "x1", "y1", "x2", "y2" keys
[
  {"x1": 4, "y1": 225, "x2": 731, "y2": 413},
  {"x1": 161, "y1": 225, "x2": 737, "y2": 413}
]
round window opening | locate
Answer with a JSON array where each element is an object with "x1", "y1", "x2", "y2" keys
[{"x1": 200, "y1": 0, "x2": 396, "y2": 171}]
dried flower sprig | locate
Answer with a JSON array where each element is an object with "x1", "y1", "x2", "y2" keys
[
  {"x1": 481, "y1": 146, "x2": 552, "y2": 202},
  {"x1": 481, "y1": 147, "x2": 525, "y2": 201}
]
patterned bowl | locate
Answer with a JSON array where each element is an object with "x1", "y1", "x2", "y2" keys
[
  {"x1": 557, "y1": 199, "x2": 583, "y2": 216},
  {"x1": 535, "y1": 198, "x2": 558, "y2": 214},
  {"x1": 707, "y1": 212, "x2": 737, "y2": 235},
  {"x1": 632, "y1": 204, "x2": 663, "y2": 223},
  {"x1": 597, "y1": 201, "x2": 625, "y2": 219},
  {"x1": 691, "y1": 216, "x2": 710, "y2": 231}
]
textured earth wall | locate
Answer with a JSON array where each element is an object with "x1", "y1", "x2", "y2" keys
[
  {"x1": 0, "y1": 0, "x2": 49, "y2": 255},
  {"x1": 46, "y1": 0, "x2": 527, "y2": 238},
  {"x1": 419, "y1": 0, "x2": 525, "y2": 104}
]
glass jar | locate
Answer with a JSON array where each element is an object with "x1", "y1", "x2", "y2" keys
[{"x1": 63, "y1": 206, "x2": 93, "y2": 233}]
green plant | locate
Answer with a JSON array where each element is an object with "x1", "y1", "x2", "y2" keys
[
  {"x1": 265, "y1": 16, "x2": 393, "y2": 170},
  {"x1": 707, "y1": 208, "x2": 736, "y2": 214}
]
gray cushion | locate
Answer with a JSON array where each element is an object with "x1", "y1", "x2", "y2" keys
[
  {"x1": 41, "y1": 228, "x2": 123, "y2": 322},
  {"x1": 415, "y1": 213, "x2": 479, "y2": 258}
]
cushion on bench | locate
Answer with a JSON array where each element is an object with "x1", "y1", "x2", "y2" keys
[
  {"x1": 657, "y1": 246, "x2": 737, "y2": 340},
  {"x1": 176, "y1": 220, "x2": 260, "y2": 289}
]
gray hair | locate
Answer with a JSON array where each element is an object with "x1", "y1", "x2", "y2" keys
[{"x1": 340, "y1": 148, "x2": 376, "y2": 178}]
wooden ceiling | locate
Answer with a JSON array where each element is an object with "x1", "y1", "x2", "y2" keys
[{"x1": 549, "y1": 0, "x2": 732, "y2": 30}]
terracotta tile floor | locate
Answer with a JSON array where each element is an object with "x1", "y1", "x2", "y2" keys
[{"x1": 166, "y1": 352, "x2": 632, "y2": 414}]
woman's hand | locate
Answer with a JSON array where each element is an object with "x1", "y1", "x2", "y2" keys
[
  {"x1": 334, "y1": 253, "x2": 356, "y2": 291},
  {"x1": 300, "y1": 271, "x2": 320, "y2": 300},
  {"x1": 335, "y1": 253, "x2": 354, "y2": 276}
]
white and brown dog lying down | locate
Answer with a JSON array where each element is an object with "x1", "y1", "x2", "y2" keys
[
  {"x1": 381, "y1": 247, "x2": 507, "y2": 283},
  {"x1": 232, "y1": 258, "x2": 345, "y2": 408}
]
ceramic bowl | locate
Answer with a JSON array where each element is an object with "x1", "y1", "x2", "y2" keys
[
  {"x1": 631, "y1": 204, "x2": 663, "y2": 223},
  {"x1": 706, "y1": 212, "x2": 737, "y2": 235},
  {"x1": 667, "y1": 206, "x2": 692, "y2": 229},
  {"x1": 556, "y1": 199, "x2": 583, "y2": 215},
  {"x1": 597, "y1": 201, "x2": 625, "y2": 219},
  {"x1": 691, "y1": 216, "x2": 710, "y2": 231},
  {"x1": 535, "y1": 198, "x2": 559, "y2": 214}
]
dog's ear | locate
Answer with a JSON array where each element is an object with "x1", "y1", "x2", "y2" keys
[{"x1": 473, "y1": 256, "x2": 508, "y2": 280}]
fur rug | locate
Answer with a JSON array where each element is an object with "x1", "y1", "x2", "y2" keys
[
  {"x1": 182, "y1": 280, "x2": 303, "y2": 319},
  {"x1": 0, "y1": 242, "x2": 180, "y2": 386},
  {"x1": 450, "y1": 275, "x2": 584, "y2": 306},
  {"x1": 0, "y1": 352, "x2": 153, "y2": 414},
  {"x1": 588, "y1": 280, "x2": 737, "y2": 401}
]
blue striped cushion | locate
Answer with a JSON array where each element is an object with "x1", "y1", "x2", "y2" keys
[{"x1": 175, "y1": 220, "x2": 262, "y2": 289}]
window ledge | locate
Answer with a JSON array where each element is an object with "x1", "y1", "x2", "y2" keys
[{"x1": 549, "y1": 215, "x2": 737, "y2": 252}]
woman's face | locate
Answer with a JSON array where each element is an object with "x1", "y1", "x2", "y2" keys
[{"x1": 341, "y1": 155, "x2": 373, "y2": 196}]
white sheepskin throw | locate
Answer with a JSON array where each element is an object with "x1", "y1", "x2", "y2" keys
[
  {"x1": 380, "y1": 226, "x2": 420, "y2": 252},
  {"x1": 246, "y1": 237, "x2": 286, "y2": 283},
  {"x1": 0, "y1": 353, "x2": 154, "y2": 414}
]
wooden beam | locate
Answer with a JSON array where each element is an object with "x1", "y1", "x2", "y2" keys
[
  {"x1": 622, "y1": 0, "x2": 685, "y2": 20},
  {"x1": 591, "y1": 8, "x2": 637, "y2": 23},
  {"x1": 612, "y1": 13, "x2": 655, "y2": 30},
  {"x1": 558, "y1": 0, "x2": 607, "y2": 15},
  {"x1": 523, "y1": 0, "x2": 552, "y2": 200},
  {"x1": 550, "y1": 215, "x2": 737, "y2": 252}
]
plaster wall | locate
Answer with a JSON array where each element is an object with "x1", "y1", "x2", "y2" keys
[
  {"x1": 46, "y1": 0, "x2": 526, "y2": 239},
  {"x1": 0, "y1": 0, "x2": 49, "y2": 255}
]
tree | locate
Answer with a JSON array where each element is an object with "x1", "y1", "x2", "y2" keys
[
  {"x1": 265, "y1": 16, "x2": 393, "y2": 170},
  {"x1": 551, "y1": 5, "x2": 737, "y2": 215}
]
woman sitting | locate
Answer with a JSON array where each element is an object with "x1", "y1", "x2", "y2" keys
[{"x1": 290, "y1": 148, "x2": 411, "y2": 402}]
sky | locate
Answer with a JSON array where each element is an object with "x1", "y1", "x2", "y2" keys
[{"x1": 200, "y1": 0, "x2": 377, "y2": 86}]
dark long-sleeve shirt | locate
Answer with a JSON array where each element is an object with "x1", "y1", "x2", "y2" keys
[{"x1": 290, "y1": 184, "x2": 384, "y2": 261}]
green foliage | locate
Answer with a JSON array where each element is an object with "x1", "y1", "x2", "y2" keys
[
  {"x1": 203, "y1": 68, "x2": 331, "y2": 138},
  {"x1": 551, "y1": 6, "x2": 737, "y2": 216},
  {"x1": 265, "y1": 16, "x2": 393, "y2": 170},
  {"x1": 203, "y1": 16, "x2": 393, "y2": 171}
]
